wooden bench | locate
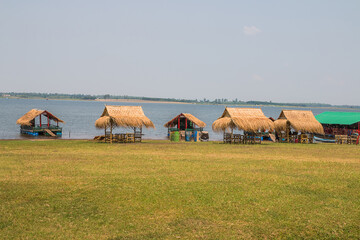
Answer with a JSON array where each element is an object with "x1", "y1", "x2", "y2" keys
[
  {"x1": 300, "y1": 134, "x2": 308, "y2": 144},
  {"x1": 113, "y1": 133, "x2": 127, "y2": 143},
  {"x1": 223, "y1": 133, "x2": 232, "y2": 144},
  {"x1": 126, "y1": 133, "x2": 135, "y2": 143},
  {"x1": 335, "y1": 135, "x2": 348, "y2": 144},
  {"x1": 232, "y1": 134, "x2": 243, "y2": 144},
  {"x1": 254, "y1": 135, "x2": 262, "y2": 144},
  {"x1": 349, "y1": 135, "x2": 358, "y2": 145},
  {"x1": 134, "y1": 133, "x2": 143, "y2": 142}
]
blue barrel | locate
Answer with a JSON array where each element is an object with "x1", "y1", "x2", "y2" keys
[
  {"x1": 185, "y1": 131, "x2": 191, "y2": 142},
  {"x1": 194, "y1": 131, "x2": 197, "y2": 142}
]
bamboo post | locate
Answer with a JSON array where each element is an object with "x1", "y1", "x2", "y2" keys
[
  {"x1": 286, "y1": 121, "x2": 290, "y2": 143},
  {"x1": 110, "y1": 122, "x2": 113, "y2": 144},
  {"x1": 140, "y1": 127, "x2": 142, "y2": 142}
]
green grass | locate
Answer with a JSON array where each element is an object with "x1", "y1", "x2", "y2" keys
[{"x1": 0, "y1": 140, "x2": 359, "y2": 239}]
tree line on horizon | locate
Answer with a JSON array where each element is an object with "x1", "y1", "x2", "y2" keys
[{"x1": 1, "y1": 92, "x2": 359, "y2": 109}]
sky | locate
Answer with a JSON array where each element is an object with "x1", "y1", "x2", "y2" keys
[{"x1": 0, "y1": 0, "x2": 359, "y2": 105}]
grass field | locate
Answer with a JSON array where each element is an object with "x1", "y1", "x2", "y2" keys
[{"x1": 0, "y1": 140, "x2": 359, "y2": 239}]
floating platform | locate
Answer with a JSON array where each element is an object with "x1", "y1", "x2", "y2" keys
[{"x1": 20, "y1": 125, "x2": 62, "y2": 137}]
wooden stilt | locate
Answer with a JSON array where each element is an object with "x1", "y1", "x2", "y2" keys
[
  {"x1": 110, "y1": 122, "x2": 113, "y2": 144},
  {"x1": 286, "y1": 121, "x2": 290, "y2": 143}
]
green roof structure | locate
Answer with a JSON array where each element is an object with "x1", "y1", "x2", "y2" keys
[{"x1": 315, "y1": 111, "x2": 360, "y2": 125}]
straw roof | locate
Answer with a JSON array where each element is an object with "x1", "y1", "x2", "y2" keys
[
  {"x1": 164, "y1": 113, "x2": 206, "y2": 128},
  {"x1": 95, "y1": 105, "x2": 155, "y2": 129},
  {"x1": 212, "y1": 107, "x2": 274, "y2": 132},
  {"x1": 16, "y1": 109, "x2": 64, "y2": 126},
  {"x1": 274, "y1": 110, "x2": 324, "y2": 134}
]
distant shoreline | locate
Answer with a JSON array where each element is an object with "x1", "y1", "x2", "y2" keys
[
  {"x1": 95, "y1": 98, "x2": 192, "y2": 104},
  {"x1": 2, "y1": 96, "x2": 360, "y2": 111}
]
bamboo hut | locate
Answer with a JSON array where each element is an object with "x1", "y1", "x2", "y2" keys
[
  {"x1": 94, "y1": 105, "x2": 155, "y2": 143},
  {"x1": 164, "y1": 113, "x2": 208, "y2": 141},
  {"x1": 16, "y1": 109, "x2": 64, "y2": 137},
  {"x1": 274, "y1": 110, "x2": 324, "y2": 143},
  {"x1": 212, "y1": 107, "x2": 274, "y2": 144}
]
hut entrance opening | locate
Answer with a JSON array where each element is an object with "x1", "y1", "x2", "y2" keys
[{"x1": 173, "y1": 117, "x2": 193, "y2": 131}]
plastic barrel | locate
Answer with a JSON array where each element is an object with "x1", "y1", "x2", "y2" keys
[
  {"x1": 173, "y1": 131, "x2": 180, "y2": 142},
  {"x1": 185, "y1": 131, "x2": 190, "y2": 142},
  {"x1": 194, "y1": 131, "x2": 197, "y2": 142},
  {"x1": 170, "y1": 131, "x2": 180, "y2": 142}
]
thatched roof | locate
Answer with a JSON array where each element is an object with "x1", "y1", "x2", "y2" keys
[
  {"x1": 274, "y1": 110, "x2": 324, "y2": 134},
  {"x1": 164, "y1": 113, "x2": 206, "y2": 128},
  {"x1": 16, "y1": 109, "x2": 64, "y2": 126},
  {"x1": 95, "y1": 105, "x2": 155, "y2": 129},
  {"x1": 212, "y1": 107, "x2": 274, "y2": 132}
]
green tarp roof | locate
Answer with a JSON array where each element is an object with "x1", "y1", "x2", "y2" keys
[{"x1": 315, "y1": 111, "x2": 360, "y2": 125}]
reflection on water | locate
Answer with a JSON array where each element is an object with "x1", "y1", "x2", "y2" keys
[{"x1": 0, "y1": 98, "x2": 359, "y2": 140}]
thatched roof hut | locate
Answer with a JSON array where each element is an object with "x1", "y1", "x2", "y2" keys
[
  {"x1": 16, "y1": 109, "x2": 64, "y2": 126},
  {"x1": 274, "y1": 110, "x2": 324, "y2": 134},
  {"x1": 164, "y1": 113, "x2": 206, "y2": 129},
  {"x1": 212, "y1": 107, "x2": 274, "y2": 133},
  {"x1": 95, "y1": 105, "x2": 155, "y2": 129}
]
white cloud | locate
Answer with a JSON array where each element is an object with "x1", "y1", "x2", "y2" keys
[
  {"x1": 243, "y1": 26, "x2": 261, "y2": 36},
  {"x1": 252, "y1": 74, "x2": 263, "y2": 81}
]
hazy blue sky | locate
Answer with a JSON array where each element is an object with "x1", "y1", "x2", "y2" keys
[{"x1": 0, "y1": 0, "x2": 359, "y2": 105}]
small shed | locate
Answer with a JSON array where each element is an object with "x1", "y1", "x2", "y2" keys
[
  {"x1": 315, "y1": 111, "x2": 360, "y2": 136},
  {"x1": 94, "y1": 105, "x2": 155, "y2": 143},
  {"x1": 212, "y1": 107, "x2": 274, "y2": 144},
  {"x1": 16, "y1": 109, "x2": 64, "y2": 136},
  {"x1": 274, "y1": 110, "x2": 324, "y2": 143},
  {"x1": 164, "y1": 113, "x2": 207, "y2": 141}
]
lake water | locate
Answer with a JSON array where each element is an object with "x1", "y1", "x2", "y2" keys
[{"x1": 1, "y1": 98, "x2": 359, "y2": 140}]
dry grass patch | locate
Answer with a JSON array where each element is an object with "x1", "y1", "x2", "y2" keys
[{"x1": 0, "y1": 140, "x2": 359, "y2": 239}]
